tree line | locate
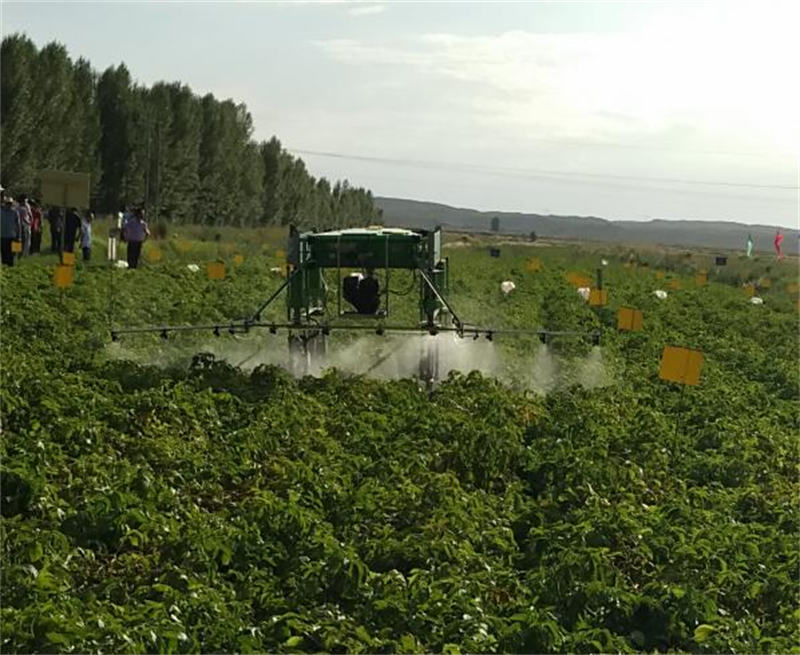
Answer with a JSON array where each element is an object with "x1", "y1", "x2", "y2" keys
[{"x1": 0, "y1": 34, "x2": 381, "y2": 229}]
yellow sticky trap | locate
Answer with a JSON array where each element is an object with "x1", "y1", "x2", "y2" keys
[
  {"x1": 148, "y1": 248, "x2": 162, "y2": 263},
  {"x1": 53, "y1": 264, "x2": 73, "y2": 288},
  {"x1": 659, "y1": 345, "x2": 703, "y2": 386},
  {"x1": 207, "y1": 261, "x2": 225, "y2": 280},
  {"x1": 588, "y1": 288, "x2": 607, "y2": 306},
  {"x1": 618, "y1": 307, "x2": 643, "y2": 331},
  {"x1": 787, "y1": 282, "x2": 799, "y2": 294},
  {"x1": 526, "y1": 257, "x2": 542, "y2": 273},
  {"x1": 743, "y1": 283, "x2": 755, "y2": 298},
  {"x1": 276, "y1": 249, "x2": 286, "y2": 260},
  {"x1": 694, "y1": 273, "x2": 707, "y2": 287},
  {"x1": 668, "y1": 279, "x2": 682, "y2": 290},
  {"x1": 655, "y1": 271, "x2": 665, "y2": 280},
  {"x1": 566, "y1": 271, "x2": 592, "y2": 287},
  {"x1": 10, "y1": 241, "x2": 22, "y2": 253},
  {"x1": 759, "y1": 277, "x2": 771, "y2": 289},
  {"x1": 233, "y1": 254, "x2": 244, "y2": 266},
  {"x1": 62, "y1": 251, "x2": 76, "y2": 266}
]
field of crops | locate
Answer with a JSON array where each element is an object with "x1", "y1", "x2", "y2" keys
[{"x1": 1, "y1": 227, "x2": 798, "y2": 654}]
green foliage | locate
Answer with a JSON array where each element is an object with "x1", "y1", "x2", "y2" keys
[{"x1": 0, "y1": 237, "x2": 798, "y2": 654}]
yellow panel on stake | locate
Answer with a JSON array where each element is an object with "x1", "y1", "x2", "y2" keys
[
  {"x1": 655, "y1": 270, "x2": 665, "y2": 280},
  {"x1": 659, "y1": 346, "x2": 703, "y2": 386},
  {"x1": 10, "y1": 241, "x2": 22, "y2": 253},
  {"x1": 148, "y1": 248, "x2": 162, "y2": 262},
  {"x1": 743, "y1": 283, "x2": 755, "y2": 298},
  {"x1": 588, "y1": 288, "x2": 607, "y2": 306},
  {"x1": 62, "y1": 251, "x2": 75, "y2": 266},
  {"x1": 566, "y1": 271, "x2": 592, "y2": 287},
  {"x1": 53, "y1": 264, "x2": 73, "y2": 288},
  {"x1": 617, "y1": 307, "x2": 643, "y2": 331},
  {"x1": 668, "y1": 279, "x2": 682, "y2": 290},
  {"x1": 759, "y1": 277, "x2": 771, "y2": 289},
  {"x1": 207, "y1": 261, "x2": 225, "y2": 280},
  {"x1": 694, "y1": 273, "x2": 707, "y2": 287},
  {"x1": 526, "y1": 257, "x2": 542, "y2": 273},
  {"x1": 233, "y1": 254, "x2": 244, "y2": 266},
  {"x1": 39, "y1": 170, "x2": 90, "y2": 208},
  {"x1": 787, "y1": 282, "x2": 799, "y2": 294}
]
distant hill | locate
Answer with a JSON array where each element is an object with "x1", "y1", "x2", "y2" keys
[{"x1": 376, "y1": 197, "x2": 799, "y2": 255}]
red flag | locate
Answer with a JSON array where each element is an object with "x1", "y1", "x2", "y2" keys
[{"x1": 774, "y1": 231, "x2": 784, "y2": 258}]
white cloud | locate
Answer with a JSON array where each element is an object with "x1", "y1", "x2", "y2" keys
[
  {"x1": 315, "y1": 4, "x2": 800, "y2": 156},
  {"x1": 349, "y1": 4, "x2": 386, "y2": 17}
]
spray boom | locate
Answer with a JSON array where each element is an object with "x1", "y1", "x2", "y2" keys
[{"x1": 110, "y1": 226, "x2": 601, "y2": 380}]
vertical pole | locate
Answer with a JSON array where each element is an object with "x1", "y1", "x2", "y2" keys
[
  {"x1": 108, "y1": 256, "x2": 116, "y2": 332},
  {"x1": 336, "y1": 234, "x2": 342, "y2": 318},
  {"x1": 155, "y1": 119, "x2": 161, "y2": 223},
  {"x1": 145, "y1": 113, "x2": 151, "y2": 209},
  {"x1": 384, "y1": 234, "x2": 390, "y2": 316}
]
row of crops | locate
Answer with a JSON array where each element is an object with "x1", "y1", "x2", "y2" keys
[{"x1": 1, "y1": 238, "x2": 798, "y2": 653}]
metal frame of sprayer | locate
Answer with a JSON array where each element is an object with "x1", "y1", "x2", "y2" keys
[{"x1": 110, "y1": 225, "x2": 602, "y2": 380}]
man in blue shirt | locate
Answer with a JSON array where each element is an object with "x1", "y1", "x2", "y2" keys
[{"x1": 1, "y1": 195, "x2": 21, "y2": 267}]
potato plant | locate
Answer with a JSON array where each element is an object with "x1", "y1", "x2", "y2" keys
[{"x1": 1, "y1": 238, "x2": 798, "y2": 654}]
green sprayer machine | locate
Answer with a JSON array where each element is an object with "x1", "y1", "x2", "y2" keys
[{"x1": 111, "y1": 226, "x2": 601, "y2": 380}]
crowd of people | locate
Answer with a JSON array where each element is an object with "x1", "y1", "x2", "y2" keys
[{"x1": 0, "y1": 186, "x2": 150, "y2": 269}]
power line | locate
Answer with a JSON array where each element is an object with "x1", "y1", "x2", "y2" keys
[{"x1": 292, "y1": 148, "x2": 800, "y2": 192}]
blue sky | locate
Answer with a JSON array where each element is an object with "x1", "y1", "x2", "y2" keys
[{"x1": 3, "y1": 0, "x2": 798, "y2": 227}]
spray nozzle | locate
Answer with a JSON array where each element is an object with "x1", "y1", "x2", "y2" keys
[
  {"x1": 110, "y1": 331, "x2": 119, "y2": 343},
  {"x1": 376, "y1": 326, "x2": 385, "y2": 336},
  {"x1": 539, "y1": 332, "x2": 549, "y2": 345},
  {"x1": 269, "y1": 324, "x2": 277, "y2": 335},
  {"x1": 213, "y1": 326, "x2": 221, "y2": 337},
  {"x1": 485, "y1": 331, "x2": 493, "y2": 342},
  {"x1": 160, "y1": 329, "x2": 169, "y2": 340}
]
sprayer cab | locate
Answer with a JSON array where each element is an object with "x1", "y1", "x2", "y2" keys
[{"x1": 287, "y1": 225, "x2": 449, "y2": 326}]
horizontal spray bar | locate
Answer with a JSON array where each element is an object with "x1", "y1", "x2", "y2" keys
[{"x1": 111, "y1": 321, "x2": 600, "y2": 340}]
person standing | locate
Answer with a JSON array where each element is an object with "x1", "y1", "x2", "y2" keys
[
  {"x1": 29, "y1": 199, "x2": 43, "y2": 254},
  {"x1": 123, "y1": 206, "x2": 149, "y2": 268},
  {"x1": 63, "y1": 207, "x2": 81, "y2": 253},
  {"x1": 48, "y1": 206, "x2": 64, "y2": 253},
  {"x1": 16, "y1": 194, "x2": 32, "y2": 257},
  {"x1": 80, "y1": 211, "x2": 93, "y2": 261},
  {"x1": 1, "y1": 195, "x2": 21, "y2": 266}
]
